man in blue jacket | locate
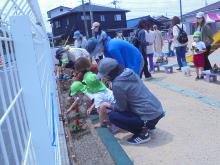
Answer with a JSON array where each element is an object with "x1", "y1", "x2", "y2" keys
[
  {"x1": 97, "y1": 58, "x2": 165, "y2": 144},
  {"x1": 86, "y1": 38, "x2": 143, "y2": 75}
]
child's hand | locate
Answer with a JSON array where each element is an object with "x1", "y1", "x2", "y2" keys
[
  {"x1": 87, "y1": 107, "x2": 93, "y2": 115},
  {"x1": 100, "y1": 102, "x2": 112, "y2": 110}
]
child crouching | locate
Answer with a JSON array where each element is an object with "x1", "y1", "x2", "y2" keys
[
  {"x1": 66, "y1": 81, "x2": 93, "y2": 132},
  {"x1": 83, "y1": 72, "x2": 119, "y2": 133}
]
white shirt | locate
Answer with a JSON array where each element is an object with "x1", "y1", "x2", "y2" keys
[
  {"x1": 68, "y1": 47, "x2": 90, "y2": 60},
  {"x1": 74, "y1": 37, "x2": 87, "y2": 49},
  {"x1": 145, "y1": 30, "x2": 155, "y2": 54},
  {"x1": 192, "y1": 41, "x2": 206, "y2": 55},
  {"x1": 88, "y1": 88, "x2": 115, "y2": 109},
  {"x1": 173, "y1": 23, "x2": 188, "y2": 47}
]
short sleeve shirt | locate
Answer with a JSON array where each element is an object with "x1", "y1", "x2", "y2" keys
[
  {"x1": 88, "y1": 88, "x2": 115, "y2": 109},
  {"x1": 192, "y1": 41, "x2": 206, "y2": 55}
]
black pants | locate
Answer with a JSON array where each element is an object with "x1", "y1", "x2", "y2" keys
[
  {"x1": 140, "y1": 54, "x2": 151, "y2": 78},
  {"x1": 109, "y1": 111, "x2": 165, "y2": 135},
  {"x1": 204, "y1": 45, "x2": 212, "y2": 70}
]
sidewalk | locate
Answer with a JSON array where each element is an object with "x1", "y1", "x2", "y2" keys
[{"x1": 113, "y1": 62, "x2": 220, "y2": 165}]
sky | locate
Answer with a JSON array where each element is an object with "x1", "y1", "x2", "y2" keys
[{"x1": 38, "y1": 0, "x2": 220, "y2": 32}]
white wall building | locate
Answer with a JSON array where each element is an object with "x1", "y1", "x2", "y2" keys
[
  {"x1": 47, "y1": 6, "x2": 72, "y2": 19},
  {"x1": 182, "y1": 1, "x2": 220, "y2": 35}
]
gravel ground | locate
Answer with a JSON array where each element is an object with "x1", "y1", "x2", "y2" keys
[
  {"x1": 71, "y1": 120, "x2": 115, "y2": 165},
  {"x1": 58, "y1": 82, "x2": 115, "y2": 165}
]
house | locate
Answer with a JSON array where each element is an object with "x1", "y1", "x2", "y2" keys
[
  {"x1": 48, "y1": 3, "x2": 129, "y2": 45},
  {"x1": 47, "y1": 6, "x2": 72, "y2": 19},
  {"x1": 127, "y1": 15, "x2": 162, "y2": 29},
  {"x1": 153, "y1": 15, "x2": 171, "y2": 30},
  {"x1": 182, "y1": 1, "x2": 220, "y2": 35}
]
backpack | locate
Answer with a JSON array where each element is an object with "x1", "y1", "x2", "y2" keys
[
  {"x1": 131, "y1": 37, "x2": 140, "y2": 48},
  {"x1": 131, "y1": 30, "x2": 141, "y2": 48},
  {"x1": 176, "y1": 24, "x2": 188, "y2": 44}
]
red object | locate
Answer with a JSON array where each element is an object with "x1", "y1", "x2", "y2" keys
[
  {"x1": 76, "y1": 119, "x2": 80, "y2": 125},
  {"x1": 74, "y1": 72, "x2": 84, "y2": 81},
  {"x1": 91, "y1": 64, "x2": 98, "y2": 73},
  {"x1": 193, "y1": 53, "x2": 205, "y2": 68}
]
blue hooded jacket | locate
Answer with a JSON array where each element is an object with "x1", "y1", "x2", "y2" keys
[{"x1": 104, "y1": 39, "x2": 143, "y2": 75}]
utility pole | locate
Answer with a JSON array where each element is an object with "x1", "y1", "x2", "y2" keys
[
  {"x1": 89, "y1": 0, "x2": 95, "y2": 37},
  {"x1": 81, "y1": 0, "x2": 89, "y2": 38},
  {"x1": 112, "y1": 0, "x2": 119, "y2": 8},
  {"x1": 180, "y1": 0, "x2": 183, "y2": 21},
  {"x1": 205, "y1": 0, "x2": 208, "y2": 6}
]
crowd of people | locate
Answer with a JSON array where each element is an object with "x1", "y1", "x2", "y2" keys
[{"x1": 56, "y1": 11, "x2": 215, "y2": 145}]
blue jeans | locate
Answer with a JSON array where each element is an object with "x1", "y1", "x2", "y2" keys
[
  {"x1": 175, "y1": 46, "x2": 187, "y2": 68},
  {"x1": 168, "y1": 41, "x2": 175, "y2": 56},
  {"x1": 147, "y1": 53, "x2": 154, "y2": 72},
  {"x1": 109, "y1": 111, "x2": 164, "y2": 135}
]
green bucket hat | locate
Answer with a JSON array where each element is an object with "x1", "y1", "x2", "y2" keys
[
  {"x1": 70, "y1": 81, "x2": 87, "y2": 96},
  {"x1": 193, "y1": 31, "x2": 201, "y2": 37},
  {"x1": 83, "y1": 72, "x2": 106, "y2": 93}
]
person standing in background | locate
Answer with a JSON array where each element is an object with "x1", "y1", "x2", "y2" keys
[
  {"x1": 196, "y1": 12, "x2": 213, "y2": 70},
  {"x1": 115, "y1": 30, "x2": 126, "y2": 40},
  {"x1": 73, "y1": 31, "x2": 87, "y2": 49},
  {"x1": 137, "y1": 19, "x2": 152, "y2": 79},
  {"x1": 172, "y1": 16, "x2": 188, "y2": 70},
  {"x1": 153, "y1": 25, "x2": 163, "y2": 57},
  {"x1": 167, "y1": 25, "x2": 175, "y2": 56},
  {"x1": 145, "y1": 23, "x2": 155, "y2": 74},
  {"x1": 91, "y1": 22, "x2": 111, "y2": 61}
]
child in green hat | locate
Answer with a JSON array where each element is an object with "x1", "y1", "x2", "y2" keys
[
  {"x1": 66, "y1": 81, "x2": 93, "y2": 132},
  {"x1": 83, "y1": 72, "x2": 119, "y2": 132},
  {"x1": 191, "y1": 31, "x2": 206, "y2": 80}
]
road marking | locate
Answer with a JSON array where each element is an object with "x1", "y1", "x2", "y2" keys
[{"x1": 149, "y1": 79, "x2": 220, "y2": 109}]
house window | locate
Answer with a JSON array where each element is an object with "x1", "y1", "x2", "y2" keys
[
  {"x1": 60, "y1": 8, "x2": 63, "y2": 12},
  {"x1": 81, "y1": 15, "x2": 91, "y2": 20},
  {"x1": 66, "y1": 18, "x2": 69, "y2": 25},
  {"x1": 100, "y1": 15, "x2": 105, "y2": 22},
  {"x1": 55, "y1": 21, "x2": 61, "y2": 28},
  {"x1": 114, "y1": 14, "x2": 122, "y2": 21}
]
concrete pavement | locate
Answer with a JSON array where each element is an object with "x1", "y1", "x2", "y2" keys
[{"x1": 114, "y1": 63, "x2": 220, "y2": 165}]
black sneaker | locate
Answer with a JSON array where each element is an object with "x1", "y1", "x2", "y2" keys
[
  {"x1": 195, "y1": 76, "x2": 199, "y2": 80},
  {"x1": 176, "y1": 68, "x2": 181, "y2": 71},
  {"x1": 127, "y1": 132, "x2": 151, "y2": 145},
  {"x1": 149, "y1": 127, "x2": 156, "y2": 133},
  {"x1": 199, "y1": 75, "x2": 204, "y2": 79}
]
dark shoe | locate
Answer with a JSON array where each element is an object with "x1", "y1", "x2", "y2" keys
[
  {"x1": 145, "y1": 77, "x2": 153, "y2": 81},
  {"x1": 176, "y1": 68, "x2": 181, "y2": 71},
  {"x1": 127, "y1": 132, "x2": 151, "y2": 145},
  {"x1": 200, "y1": 75, "x2": 204, "y2": 79},
  {"x1": 148, "y1": 127, "x2": 156, "y2": 133},
  {"x1": 195, "y1": 76, "x2": 199, "y2": 80}
]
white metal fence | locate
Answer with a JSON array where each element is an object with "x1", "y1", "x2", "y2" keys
[{"x1": 0, "y1": 0, "x2": 68, "y2": 165}]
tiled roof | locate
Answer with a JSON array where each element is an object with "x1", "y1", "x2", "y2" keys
[
  {"x1": 48, "y1": 3, "x2": 129, "y2": 21},
  {"x1": 47, "y1": 6, "x2": 72, "y2": 13},
  {"x1": 183, "y1": 1, "x2": 220, "y2": 18},
  {"x1": 71, "y1": 3, "x2": 129, "y2": 12},
  {"x1": 127, "y1": 16, "x2": 161, "y2": 28}
]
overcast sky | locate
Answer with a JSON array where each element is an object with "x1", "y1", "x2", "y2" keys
[{"x1": 38, "y1": 0, "x2": 220, "y2": 32}]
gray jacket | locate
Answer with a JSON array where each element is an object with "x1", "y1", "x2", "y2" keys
[
  {"x1": 198, "y1": 24, "x2": 214, "y2": 46},
  {"x1": 112, "y1": 68, "x2": 164, "y2": 121}
]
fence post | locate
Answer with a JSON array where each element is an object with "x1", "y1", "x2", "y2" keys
[{"x1": 10, "y1": 15, "x2": 55, "y2": 165}]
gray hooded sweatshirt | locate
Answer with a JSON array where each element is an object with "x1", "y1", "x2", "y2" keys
[{"x1": 112, "y1": 68, "x2": 164, "y2": 121}]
